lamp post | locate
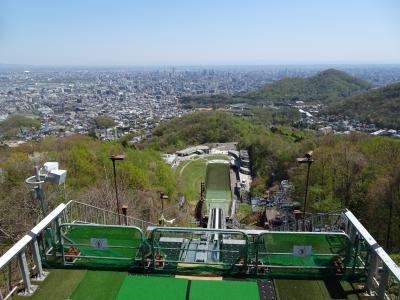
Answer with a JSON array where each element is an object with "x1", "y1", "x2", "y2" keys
[
  {"x1": 159, "y1": 192, "x2": 169, "y2": 226},
  {"x1": 121, "y1": 204, "x2": 128, "y2": 226},
  {"x1": 110, "y1": 154, "x2": 125, "y2": 225},
  {"x1": 297, "y1": 151, "x2": 314, "y2": 230}
]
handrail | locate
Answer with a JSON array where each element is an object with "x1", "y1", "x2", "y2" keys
[
  {"x1": 65, "y1": 200, "x2": 156, "y2": 226},
  {"x1": 344, "y1": 210, "x2": 378, "y2": 247},
  {"x1": 0, "y1": 235, "x2": 32, "y2": 270},
  {"x1": 375, "y1": 247, "x2": 400, "y2": 281},
  {"x1": 31, "y1": 203, "x2": 66, "y2": 235},
  {"x1": 272, "y1": 210, "x2": 344, "y2": 232},
  {"x1": 60, "y1": 222, "x2": 144, "y2": 240},
  {"x1": 0, "y1": 203, "x2": 66, "y2": 269}
]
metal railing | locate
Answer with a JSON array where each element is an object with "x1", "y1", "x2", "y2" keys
[
  {"x1": 63, "y1": 200, "x2": 155, "y2": 231},
  {"x1": 1, "y1": 203, "x2": 399, "y2": 300},
  {"x1": 0, "y1": 200, "x2": 154, "y2": 299},
  {"x1": 272, "y1": 209, "x2": 400, "y2": 299},
  {"x1": 273, "y1": 210, "x2": 345, "y2": 232},
  {"x1": 343, "y1": 210, "x2": 400, "y2": 300},
  {"x1": 0, "y1": 204, "x2": 66, "y2": 299}
]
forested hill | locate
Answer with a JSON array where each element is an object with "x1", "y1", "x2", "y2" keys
[
  {"x1": 249, "y1": 68, "x2": 372, "y2": 103},
  {"x1": 138, "y1": 112, "x2": 259, "y2": 152},
  {"x1": 180, "y1": 69, "x2": 373, "y2": 107},
  {"x1": 324, "y1": 82, "x2": 400, "y2": 129}
]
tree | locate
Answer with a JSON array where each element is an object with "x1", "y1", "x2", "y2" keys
[{"x1": 94, "y1": 116, "x2": 115, "y2": 129}]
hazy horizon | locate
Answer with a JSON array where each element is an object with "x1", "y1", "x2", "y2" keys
[{"x1": 1, "y1": 0, "x2": 399, "y2": 66}]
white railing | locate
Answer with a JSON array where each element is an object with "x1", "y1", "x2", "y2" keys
[
  {"x1": 0, "y1": 201, "x2": 154, "y2": 299},
  {"x1": 0, "y1": 204, "x2": 66, "y2": 299},
  {"x1": 343, "y1": 210, "x2": 400, "y2": 300}
]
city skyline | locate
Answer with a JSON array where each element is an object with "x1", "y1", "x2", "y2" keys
[{"x1": 1, "y1": 0, "x2": 400, "y2": 66}]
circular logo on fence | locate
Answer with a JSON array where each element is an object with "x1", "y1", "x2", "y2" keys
[{"x1": 90, "y1": 238, "x2": 108, "y2": 249}]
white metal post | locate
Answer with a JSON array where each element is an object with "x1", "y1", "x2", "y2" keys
[
  {"x1": 31, "y1": 238, "x2": 47, "y2": 280},
  {"x1": 17, "y1": 252, "x2": 33, "y2": 295}
]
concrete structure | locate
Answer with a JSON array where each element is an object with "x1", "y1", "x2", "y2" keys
[{"x1": 176, "y1": 145, "x2": 210, "y2": 157}]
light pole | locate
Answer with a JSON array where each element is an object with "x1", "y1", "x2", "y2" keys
[
  {"x1": 110, "y1": 154, "x2": 125, "y2": 225},
  {"x1": 297, "y1": 151, "x2": 314, "y2": 230},
  {"x1": 159, "y1": 192, "x2": 169, "y2": 226},
  {"x1": 121, "y1": 204, "x2": 128, "y2": 226}
]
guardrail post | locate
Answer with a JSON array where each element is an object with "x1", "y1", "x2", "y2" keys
[
  {"x1": 366, "y1": 251, "x2": 378, "y2": 292},
  {"x1": 18, "y1": 252, "x2": 35, "y2": 295},
  {"x1": 344, "y1": 217, "x2": 349, "y2": 235},
  {"x1": 377, "y1": 265, "x2": 390, "y2": 300},
  {"x1": 31, "y1": 238, "x2": 47, "y2": 280}
]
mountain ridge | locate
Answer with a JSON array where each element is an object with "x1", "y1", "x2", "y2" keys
[
  {"x1": 324, "y1": 82, "x2": 400, "y2": 129},
  {"x1": 249, "y1": 68, "x2": 373, "y2": 103}
]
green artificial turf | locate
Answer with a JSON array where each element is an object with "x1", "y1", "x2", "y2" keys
[
  {"x1": 116, "y1": 276, "x2": 188, "y2": 300},
  {"x1": 274, "y1": 279, "x2": 359, "y2": 300},
  {"x1": 190, "y1": 280, "x2": 259, "y2": 300},
  {"x1": 205, "y1": 163, "x2": 231, "y2": 193},
  {"x1": 205, "y1": 162, "x2": 232, "y2": 213},
  {"x1": 71, "y1": 271, "x2": 127, "y2": 300},
  {"x1": 175, "y1": 155, "x2": 229, "y2": 203},
  {"x1": 14, "y1": 269, "x2": 87, "y2": 300}
]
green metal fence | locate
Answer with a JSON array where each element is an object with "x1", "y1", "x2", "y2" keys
[{"x1": 59, "y1": 223, "x2": 143, "y2": 269}]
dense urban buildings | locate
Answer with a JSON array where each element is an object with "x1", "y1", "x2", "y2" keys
[{"x1": 1, "y1": 65, "x2": 400, "y2": 142}]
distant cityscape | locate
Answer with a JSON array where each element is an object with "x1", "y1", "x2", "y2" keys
[{"x1": 1, "y1": 65, "x2": 400, "y2": 144}]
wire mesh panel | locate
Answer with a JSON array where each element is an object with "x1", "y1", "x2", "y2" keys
[
  {"x1": 255, "y1": 232, "x2": 352, "y2": 278},
  {"x1": 146, "y1": 227, "x2": 249, "y2": 276},
  {"x1": 60, "y1": 224, "x2": 143, "y2": 269}
]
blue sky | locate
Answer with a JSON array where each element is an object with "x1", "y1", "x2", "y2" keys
[{"x1": 0, "y1": 0, "x2": 399, "y2": 65}]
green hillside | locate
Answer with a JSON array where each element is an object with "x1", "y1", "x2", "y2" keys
[
  {"x1": 139, "y1": 111, "x2": 257, "y2": 152},
  {"x1": 325, "y1": 82, "x2": 400, "y2": 129},
  {"x1": 0, "y1": 135, "x2": 177, "y2": 247},
  {"x1": 250, "y1": 69, "x2": 372, "y2": 103},
  {"x1": 180, "y1": 69, "x2": 372, "y2": 107}
]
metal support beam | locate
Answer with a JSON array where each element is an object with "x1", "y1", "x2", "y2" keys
[
  {"x1": 366, "y1": 251, "x2": 378, "y2": 292},
  {"x1": 17, "y1": 252, "x2": 33, "y2": 295},
  {"x1": 31, "y1": 239, "x2": 47, "y2": 281},
  {"x1": 377, "y1": 265, "x2": 390, "y2": 300}
]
